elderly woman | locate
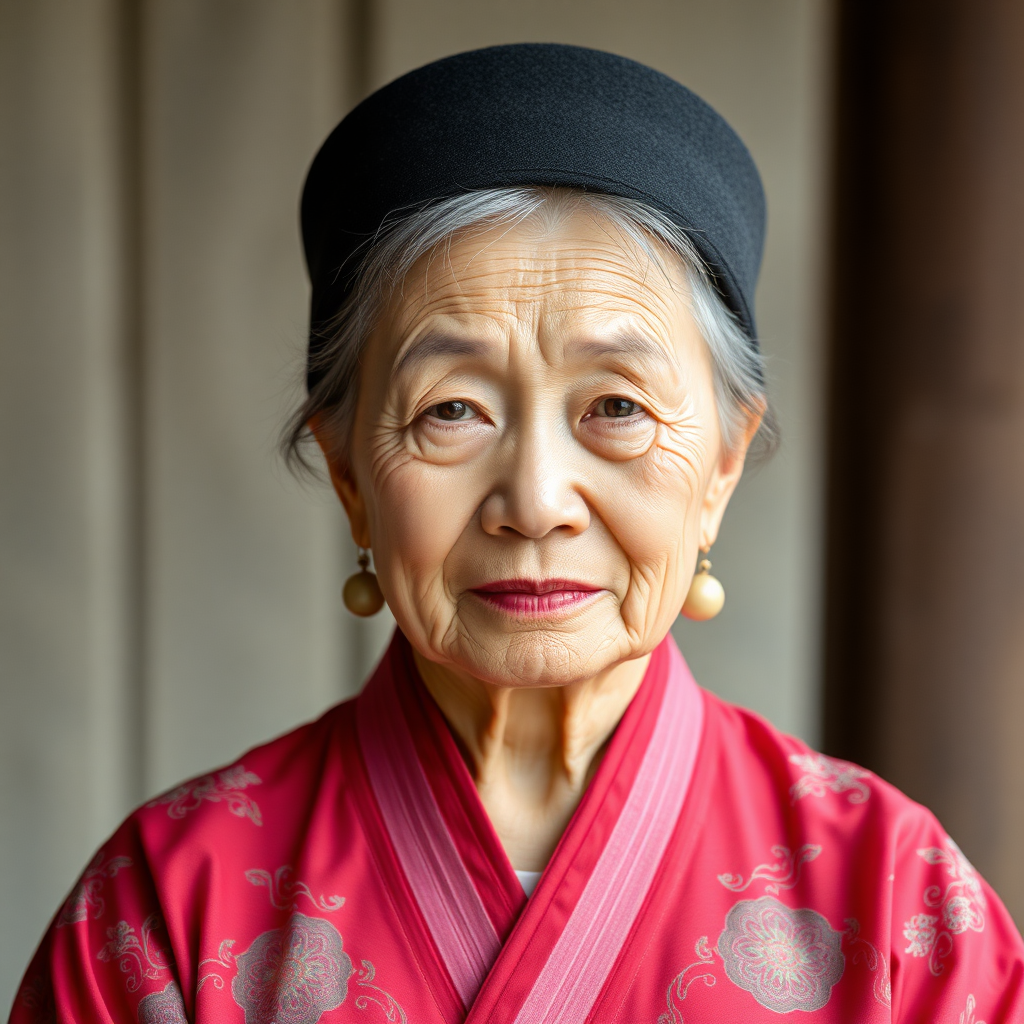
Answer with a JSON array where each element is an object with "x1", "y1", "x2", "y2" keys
[{"x1": 12, "y1": 44, "x2": 1024, "y2": 1024}]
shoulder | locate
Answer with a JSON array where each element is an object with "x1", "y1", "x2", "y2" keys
[
  {"x1": 57, "y1": 697, "x2": 361, "y2": 890},
  {"x1": 703, "y1": 688, "x2": 934, "y2": 839},
  {"x1": 700, "y1": 691, "x2": 1024, "y2": 1018},
  {"x1": 13, "y1": 699, "x2": 364, "y2": 1016},
  {"x1": 699, "y1": 690, "x2": 999, "y2": 930},
  {"x1": 131, "y1": 696, "x2": 359, "y2": 857}
]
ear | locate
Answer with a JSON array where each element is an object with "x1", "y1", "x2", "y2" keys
[
  {"x1": 697, "y1": 408, "x2": 763, "y2": 550},
  {"x1": 309, "y1": 414, "x2": 372, "y2": 549}
]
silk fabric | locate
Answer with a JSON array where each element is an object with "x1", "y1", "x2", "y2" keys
[{"x1": 12, "y1": 632, "x2": 1024, "y2": 1022}]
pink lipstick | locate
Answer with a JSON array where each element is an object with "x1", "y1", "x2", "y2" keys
[{"x1": 471, "y1": 578, "x2": 602, "y2": 617}]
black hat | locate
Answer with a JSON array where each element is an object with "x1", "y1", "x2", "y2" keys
[{"x1": 301, "y1": 43, "x2": 766, "y2": 390}]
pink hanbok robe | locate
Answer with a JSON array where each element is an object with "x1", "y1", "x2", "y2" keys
[{"x1": 11, "y1": 631, "x2": 1024, "y2": 1023}]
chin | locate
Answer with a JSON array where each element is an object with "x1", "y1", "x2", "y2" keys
[{"x1": 460, "y1": 627, "x2": 627, "y2": 688}]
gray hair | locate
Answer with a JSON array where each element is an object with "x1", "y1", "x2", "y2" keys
[{"x1": 284, "y1": 186, "x2": 777, "y2": 472}]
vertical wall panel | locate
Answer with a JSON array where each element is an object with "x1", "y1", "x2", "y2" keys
[
  {"x1": 371, "y1": 0, "x2": 834, "y2": 742},
  {"x1": 825, "y1": 0, "x2": 1024, "y2": 924},
  {"x1": 0, "y1": 1, "x2": 363, "y2": 1006},
  {"x1": 0, "y1": 0, "x2": 134, "y2": 1005},
  {"x1": 142, "y1": 0, "x2": 356, "y2": 794}
]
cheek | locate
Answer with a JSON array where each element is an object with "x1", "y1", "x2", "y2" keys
[
  {"x1": 599, "y1": 457, "x2": 697, "y2": 568},
  {"x1": 612, "y1": 418, "x2": 708, "y2": 527},
  {"x1": 593, "y1": 425, "x2": 711, "y2": 617},
  {"x1": 362, "y1": 448, "x2": 479, "y2": 614}
]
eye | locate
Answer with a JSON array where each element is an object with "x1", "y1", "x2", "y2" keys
[
  {"x1": 593, "y1": 397, "x2": 645, "y2": 418},
  {"x1": 426, "y1": 400, "x2": 477, "y2": 422}
]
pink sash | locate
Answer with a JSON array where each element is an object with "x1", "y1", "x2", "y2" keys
[
  {"x1": 357, "y1": 634, "x2": 704, "y2": 1021},
  {"x1": 357, "y1": 661, "x2": 501, "y2": 1007}
]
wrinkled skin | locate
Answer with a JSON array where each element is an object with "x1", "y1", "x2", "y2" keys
[{"x1": 317, "y1": 209, "x2": 759, "y2": 868}]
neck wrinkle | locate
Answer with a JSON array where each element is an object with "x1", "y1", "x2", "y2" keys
[{"x1": 412, "y1": 648, "x2": 650, "y2": 870}]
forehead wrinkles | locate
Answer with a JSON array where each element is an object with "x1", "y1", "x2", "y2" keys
[{"x1": 391, "y1": 229, "x2": 685, "y2": 342}]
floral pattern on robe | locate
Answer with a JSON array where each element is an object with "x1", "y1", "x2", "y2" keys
[
  {"x1": 10, "y1": 632, "x2": 1024, "y2": 1023},
  {"x1": 717, "y1": 896, "x2": 845, "y2": 1012},
  {"x1": 231, "y1": 913, "x2": 352, "y2": 1024}
]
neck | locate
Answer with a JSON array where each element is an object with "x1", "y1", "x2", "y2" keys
[{"x1": 413, "y1": 650, "x2": 650, "y2": 871}]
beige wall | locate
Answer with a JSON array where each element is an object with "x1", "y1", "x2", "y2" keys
[{"x1": 0, "y1": 0, "x2": 832, "y2": 1008}]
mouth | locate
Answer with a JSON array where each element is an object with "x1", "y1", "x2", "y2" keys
[{"x1": 470, "y1": 578, "x2": 603, "y2": 618}]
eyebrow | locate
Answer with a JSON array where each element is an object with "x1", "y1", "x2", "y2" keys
[
  {"x1": 565, "y1": 332, "x2": 674, "y2": 367},
  {"x1": 391, "y1": 328, "x2": 673, "y2": 379},
  {"x1": 391, "y1": 331, "x2": 491, "y2": 379}
]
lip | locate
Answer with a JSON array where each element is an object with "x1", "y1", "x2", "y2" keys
[{"x1": 470, "y1": 578, "x2": 603, "y2": 618}]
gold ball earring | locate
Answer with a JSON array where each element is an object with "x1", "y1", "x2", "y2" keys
[
  {"x1": 681, "y1": 551, "x2": 725, "y2": 621},
  {"x1": 343, "y1": 548, "x2": 385, "y2": 617}
]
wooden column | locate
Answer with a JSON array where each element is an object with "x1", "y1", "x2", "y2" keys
[{"x1": 825, "y1": 0, "x2": 1024, "y2": 923}]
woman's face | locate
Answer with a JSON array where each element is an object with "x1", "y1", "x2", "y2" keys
[{"x1": 325, "y1": 211, "x2": 754, "y2": 687}]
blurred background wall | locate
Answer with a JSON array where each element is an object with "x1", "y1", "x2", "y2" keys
[
  {"x1": 823, "y1": 0, "x2": 1024, "y2": 939},
  {"x1": 8, "y1": 0, "x2": 1016, "y2": 1009}
]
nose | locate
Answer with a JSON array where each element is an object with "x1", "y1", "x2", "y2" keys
[{"x1": 479, "y1": 420, "x2": 591, "y2": 539}]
